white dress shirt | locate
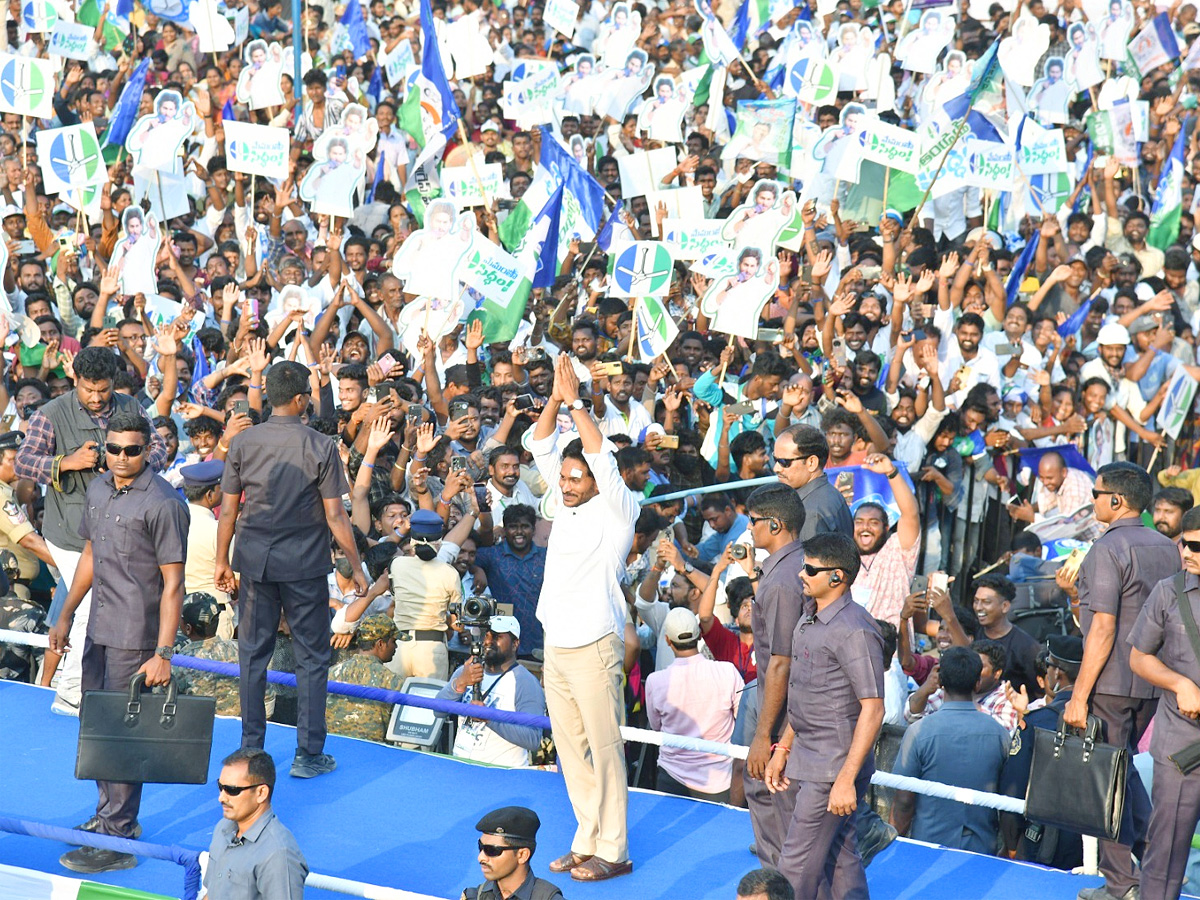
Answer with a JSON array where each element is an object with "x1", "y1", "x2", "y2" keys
[{"x1": 529, "y1": 432, "x2": 638, "y2": 649}]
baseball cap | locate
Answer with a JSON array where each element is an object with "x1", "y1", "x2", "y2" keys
[
  {"x1": 357, "y1": 613, "x2": 399, "y2": 644},
  {"x1": 489, "y1": 615, "x2": 521, "y2": 638},
  {"x1": 664, "y1": 607, "x2": 700, "y2": 643},
  {"x1": 0, "y1": 205, "x2": 23, "y2": 220},
  {"x1": 480, "y1": 121, "x2": 500, "y2": 133},
  {"x1": 1127, "y1": 315, "x2": 1159, "y2": 336},
  {"x1": 1096, "y1": 322, "x2": 1130, "y2": 346},
  {"x1": 181, "y1": 592, "x2": 220, "y2": 628}
]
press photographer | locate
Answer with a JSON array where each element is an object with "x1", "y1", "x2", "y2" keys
[{"x1": 436, "y1": 614, "x2": 546, "y2": 767}]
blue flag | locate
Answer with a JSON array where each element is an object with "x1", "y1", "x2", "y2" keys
[
  {"x1": 341, "y1": 0, "x2": 372, "y2": 61},
  {"x1": 595, "y1": 200, "x2": 622, "y2": 251},
  {"x1": 1016, "y1": 444, "x2": 1095, "y2": 478},
  {"x1": 732, "y1": 0, "x2": 750, "y2": 50},
  {"x1": 367, "y1": 64, "x2": 383, "y2": 104},
  {"x1": 1057, "y1": 298, "x2": 1094, "y2": 338},
  {"x1": 942, "y1": 37, "x2": 1001, "y2": 120},
  {"x1": 365, "y1": 153, "x2": 385, "y2": 203},
  {"x1": 221, "y1": 98, "x2": 236, "y2": 121},
  {"x1": 826, "y1": 464, "x2": 917, "y2": 527},
  {"x1": 538, "y1": 125, "x2": 606, "y2": 234},
  {"x1": 530, "y1": 184, "x2": 566, "y2": 290},
  {"x1": 420, "y1": 0, "x2": 460, "y2": 142},
  {"x1": 190, "y1": 335, "x2": 211, "y2": 388},
  {"x1": 1005, "y1": 232, "x2": 1040, "y2": 307},
  {"x1": 102, "y1": 58, "x2": 150, "y2": 147}
]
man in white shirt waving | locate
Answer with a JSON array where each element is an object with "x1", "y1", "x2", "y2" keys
[{"x1": 527, "y1": 353, "x2": 638, "y2": 883}]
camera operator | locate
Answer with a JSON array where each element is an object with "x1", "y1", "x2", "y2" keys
[
  {"x1": 16, "y1": 347, "x2": 168, "y2": 716},
  {"x1": 436, "y1": 616, "x2": 546, "y2": 767}
]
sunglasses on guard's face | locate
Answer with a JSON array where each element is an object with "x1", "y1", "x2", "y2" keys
[
  {"x1": 217, "y1": 782, "x2": 264, "y2": 796},
  {"x1": 478, "y1": 841, "x2": 518, "y2": 857},
  {"x1": 105, "y1": 443, "x2": 145, "y2": 457}
]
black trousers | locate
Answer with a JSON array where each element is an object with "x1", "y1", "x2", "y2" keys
[
  {"x1": 655, "y1": 766, "x2": 731, "y2": 803},
  {"x1": 238, "y1": 576, "x2": 329, "y2": 756},
  {"x1": 80, "y1": 640, "x2": 152, "y2": 838},
  {"x1": 1092, "y1": 692, "x2": 1157, "y2": 896}
]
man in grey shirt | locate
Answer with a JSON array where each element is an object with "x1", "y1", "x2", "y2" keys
[
  {"x1": 1066, "y1": 462, "x2": 1181, "y2": 900},
  {"x1": 49, "y1": 412, "x2": 189, "y2": 874},
  {"x1": 772, "y1": 424, "x2": 854, "y2": 542},
  {"x1": 205, "y1": 748, "x2": 308, "y2": 900}
]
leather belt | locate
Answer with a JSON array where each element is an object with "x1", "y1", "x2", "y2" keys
[{"x1": 397, "y1": 630, "x2": 445, "y2": 642}]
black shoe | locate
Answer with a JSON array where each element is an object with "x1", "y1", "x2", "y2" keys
[
  {"x1": 60, "y1": 846, "x2": 138, "y2": 874},
  {"x1": 74, "y1": 816, "x2": 142, "y2": 840},
  {"x1": 290, "y1": 751, "x2": 336, "y2": 778},
  {"x1": 859, "y1": 821, "x2": 898, "y2": 867}
]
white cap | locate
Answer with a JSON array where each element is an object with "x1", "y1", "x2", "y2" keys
[
  {"x1": 1096, "y1": 322, "x2": 1130, "y2": 346},
  {"x1": 489, "y1": 615, "x2": 521, "y2": 639},
  {"x1": 664, "y1": 607, "x2": 701, "y2": 644}
]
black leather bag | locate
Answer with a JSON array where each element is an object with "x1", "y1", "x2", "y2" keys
[
  {"x1": 1024, "y1": 712, "x2": 1128, "y2": 841},
  {"x1": 76, "y1": 673, "x2": 215, "y2": 784}
]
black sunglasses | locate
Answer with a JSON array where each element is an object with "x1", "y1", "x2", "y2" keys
[
  {"x1": 1183, "y1": 540, "x2": 1200, "y2": 554},
  {"x1": 217, "y1": 782, "x2": 265, "y2": 796},
  {"x1": 774, "y1": 456, "x2": 804, "y2": 467},
  {"x1": 804, "y1": 563, "x2": 840, "y2": 577},
  {"x1": 478, "y1": 840, "x2": 517, "y2": 857},
  {"x1": 1091, "y1": 489, "x2": 1115, "y2": 500},
  {"x1": 747, "y1": 515, "x2": 776, "y2": 527},
  {"x1": 105, "y1": 443, "x2": 146, "y2": 457}
]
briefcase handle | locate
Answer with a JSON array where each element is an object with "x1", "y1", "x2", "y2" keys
[
  {"x1": 125, "y1": 673, "x2": 181, "y2": 729},
  {"x1": 1054, "y1": 712, "x2": 1104, "y2": 762}
]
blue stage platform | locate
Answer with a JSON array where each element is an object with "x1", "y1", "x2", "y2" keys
[{"x1": 0, "y1": 680, "x2": 1150, "y2": 899}]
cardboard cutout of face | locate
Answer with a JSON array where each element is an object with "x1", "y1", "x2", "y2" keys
[
  {"x1": 111, "y1": 206, "x2": 160, "y2": 297},
  {"x1": 235, "y1": 39, "x2": 287, "y2": 109},
  {"x1": 125, "y1": 89, "x2": 196, "y2": 173},
  {"x1": 721, "y1": 178, "x2": 797, "y2": 253},
  {"x1": 392, "y1": 200, "x2": 478, "y2": 300},
  {"x1": 700, "y1": 246, "x2": 780, "y2": 339},
  {"x1": 298, "y1": 104, "x2": 380, "y2": 217}
]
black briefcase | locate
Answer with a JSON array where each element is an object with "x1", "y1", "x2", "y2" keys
[
  {"x1": 1024, "y1": 712, "x2": 1128, "y2": 841},
  {"x1": 76, "y1": 673, "x2": 216, "y2": 785}
]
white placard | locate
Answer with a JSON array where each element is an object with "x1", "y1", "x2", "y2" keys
[
  {"x1": 48, "y1": 21, "x2": 91, "y2": 60},
  {"x1": 224, "y1": 120, "x2": 291, "y2": 179},
  {"x1": 616, "y1": 146, "x2": 676, "y2": 199},
  {"x1": 442, "y1": 163, "x2": 504, "y2": 209},
  {"x1": 544, "y1": 0, "x2": 579, "y2": 38}
]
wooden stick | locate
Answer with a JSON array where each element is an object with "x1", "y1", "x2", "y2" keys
[
  {"x1": 456, "y1": 118, "x2": 491, "y2": 208},
  {"x1": 1147, "y1": 445, "x2": 1161, "y2": 472},
  {"x1": 626, "y1": 296, "x2": 642, "y2": 362},
  {"x1": 882, "y1": 166, "x2": 891, "y2": 213}
]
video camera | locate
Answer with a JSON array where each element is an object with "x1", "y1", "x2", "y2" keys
[{"x1": 450, "y1": 595, "x2": 497, "y2": 658}]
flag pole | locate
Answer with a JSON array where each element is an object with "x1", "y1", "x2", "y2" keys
[
  {"x1": 910, "y1": 117, "x2": 968, "y2": 224},
  {"x1": 626, "y1": 296, "x2": 642, "y2": 362}
]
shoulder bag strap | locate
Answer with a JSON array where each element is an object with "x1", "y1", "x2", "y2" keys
[{"x1": 1173, "y1": 572, "x2": 1200, "y2": 665}]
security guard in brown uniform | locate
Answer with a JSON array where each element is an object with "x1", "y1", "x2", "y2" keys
[
  {"x1": 462, "y1": 807, "x2": 564, "y2": 900},
  {"x1": 1131, "y1": 505, "x2": 1200, "y2": 900}
]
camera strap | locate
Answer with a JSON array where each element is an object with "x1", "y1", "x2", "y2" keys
[
  {"x1": 475, "y1": 662, "x2": 517, "y2": 704},
  {"x1": 1174, "y1": 572, "x2": 1200, "y2": 669}
]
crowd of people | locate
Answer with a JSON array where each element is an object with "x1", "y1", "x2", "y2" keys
[{"x1": 3, "y1": 0, "x2": 1200, "y2": 896}]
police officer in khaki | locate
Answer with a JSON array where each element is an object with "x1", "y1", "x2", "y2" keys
[
  {"x1": 0, "y1": 431, "x2": 55, "y2": 594},
  {"x1": 1131, "y1": 505, "x2": 1200, "y2": 900},
  {"x1": 462, "y1": 806, "x2": 564, "y2": 900}
]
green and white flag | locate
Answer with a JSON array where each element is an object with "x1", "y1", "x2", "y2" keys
[
  {"x1": 0, "y1": 52, "x2": 56, "y2": 118},
  {"x1": 635, "y1": 294, "x2": 679, "y2": 361},
  {"x1": 36, "y1": 122, "x2": 108, "y2": 195},
  {"x1": 607, "y1": 241, "x2": 675, "y2": 298},
  {"x1": 0, "y1": 862, "x2": 172, "y2": 899}
]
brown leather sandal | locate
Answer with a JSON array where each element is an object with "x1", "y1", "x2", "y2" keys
[
  {"x1": 548, "y1": 851, "x2": 592, "y2": 873},
  {"x1": 570, "y1": 856, "x2": 634, "y2": 881}
]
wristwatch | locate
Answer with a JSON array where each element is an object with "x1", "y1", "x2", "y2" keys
[
  {"x1": 569, "y1": 399, "x2": 585, "y2": 411},
  {"x1": 155, "y1": 646, "x2": 174, "y2": 661},
  {"x1": 684, "y1": 561, "x2": 695, "y2": 574}
]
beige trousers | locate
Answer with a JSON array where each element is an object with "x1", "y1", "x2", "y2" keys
[
  {"x1": 543, "y1": 632, "x2": 629, "y2": 863},
  {"x1": 386, "y1": 638, "x2": 448, "y2": 680}
]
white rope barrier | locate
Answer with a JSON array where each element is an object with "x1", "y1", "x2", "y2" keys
[
  {"x1": 0, "y1": 629, "x2": 47, "y2": 648},
  {"x1": 306, "y1": 872, "x2": 451, "y2": 900},
  {"x1": 2, "y1": 630, "x2": 1026, "y2": 817}
]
